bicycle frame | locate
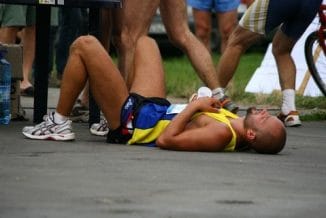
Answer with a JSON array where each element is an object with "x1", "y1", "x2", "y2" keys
[{"x1": 318, "y1": 4, "x2": 326, "y2": 54}]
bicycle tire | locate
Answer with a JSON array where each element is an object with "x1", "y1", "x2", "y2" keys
[{"x1": 304, "y1": 31, "x2": 326, "y2": 96}]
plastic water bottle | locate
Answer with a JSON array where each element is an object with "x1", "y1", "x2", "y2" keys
[
  {"x1": 0, "y1": 50, "x2": 11, "y2": 124},
  {"x1": 197, "y1": 86, "x2": 212, "y2": 98}
]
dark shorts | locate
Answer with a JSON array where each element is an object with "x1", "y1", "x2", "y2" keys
[
  {"x1": 239, "y1": 0, "x2": 322, "y2": 40},
  {"x1": 106, "y1": 93, "x2": 171, "y2": 144},
  {"x1": 0, "y1": 4, "x2": 36, "y2": 27}
]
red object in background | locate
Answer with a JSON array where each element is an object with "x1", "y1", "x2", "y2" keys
[{"x1": 241, "y1": 0, "x2": 254, "y2": 6}]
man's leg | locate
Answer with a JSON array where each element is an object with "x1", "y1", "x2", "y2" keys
[
  {"x1": 91, "y1": 36, "x2": 167, "y2": 137},
  {"x1": 160, "y1": 0, "x2": 219, "y2": 90},
  {"x1": 99, "y1": 8, "x2": 112, "y2": 51},
  {"x1": 0, "y1": 5, "x2": 22, "y2": 43},
  {"x1": 22, "y1": 35, "x2": 129, "y2": 140},
  {"x1": 129, "y1": 36, "x2": 166, "y2": 98},
  {"x1": 216, "y1": 26, "x2": 262, "y2": 88},
  {"x1": 192, "y1": 9, "x2": 212, "y2": 51},
  {"x1": 112, "y1": 0, "x2": 159, "y2": 88},
  {"x1": 272, "y1": 30, "x2": 296, "y2": 91},
  {"x1": 57, "y1": 36, "x2": 129, "y2": 130},
  {"x1": 55, "y1": 8, "x2": 83, "y2": 81},
  {"x1": 213, "y1": 25, "x2": 261, "y2": 112},
  {"x1": 0, "y1": 27, "x2": 18, "y2": 43},
  {"x1": 272, "y1": 30, "x2": 301, "y2": 126},
  {"x1": 20, "y1": 25, "x2": 35, "y2": 91},
  {"x1": 216, "y1": 9, "x2": 238, "y2": 53}
]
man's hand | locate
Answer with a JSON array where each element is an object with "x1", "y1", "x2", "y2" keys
[
  {"x1": 157, "y1": 96, "x2": 230, "y2": 152},
  {"x1": 188, "y1": 97, "x2": 220, "y2": 113}
]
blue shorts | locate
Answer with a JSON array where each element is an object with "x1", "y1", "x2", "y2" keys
[
  {"x1": 187, "y1": 0, "x2": 240, "y2": 12},
  {"x1": 106, "y1": 93, "x2": 173, "y2": 145},
  {"x1": 239, "y1": 0, "x2": 322, "y2": 40}
]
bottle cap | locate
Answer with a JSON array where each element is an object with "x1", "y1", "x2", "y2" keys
[{"x1": 197, "y1": 86, "x2": 212, "y2": 98}]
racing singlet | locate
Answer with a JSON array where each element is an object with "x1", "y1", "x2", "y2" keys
[
  {"x1": 192, "y1": 108, "x2": 239, "y2": 152},
  {"x1": 129, "y1": 104, "x2": 239, "y2": 152}
]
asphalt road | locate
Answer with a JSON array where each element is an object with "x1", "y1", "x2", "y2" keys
[{"x1": 0, "y1": 89, "x2": 325, "y2": 218}]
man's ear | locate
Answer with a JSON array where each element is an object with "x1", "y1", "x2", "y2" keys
[{"x1": 246, "y1": 129, "x2": 256, "y2": 141}]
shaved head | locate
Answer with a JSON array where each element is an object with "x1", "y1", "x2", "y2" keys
[{"x1": 244, "y1": 107, "x2": 287, "y2": 154}]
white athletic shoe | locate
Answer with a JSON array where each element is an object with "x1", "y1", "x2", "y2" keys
[
  {"x1": 22, "y1": 112, "x2": 75, "y2": 140},
  {"x1": 90, "y1": 118, "x2": 109, "y2": 136},
  {"x1": 277, "y1": 111, "x2": 302, "y2": 127}
]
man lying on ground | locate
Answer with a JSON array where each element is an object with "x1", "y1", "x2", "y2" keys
[{"x1": 22, "y1": 35, "x2": 286, "y2": 154}]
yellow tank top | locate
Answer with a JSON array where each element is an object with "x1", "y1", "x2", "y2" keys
[
  {"x1": 128, "y1": 107, "x2": 238, "y2": 151},
  {"x1": 192, "y1": 108, "x2": 238, "y2": 152}
]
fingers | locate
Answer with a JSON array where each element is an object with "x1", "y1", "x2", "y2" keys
[{"x1": 194, "y1": 97, "x2": 220, "y2": 112}]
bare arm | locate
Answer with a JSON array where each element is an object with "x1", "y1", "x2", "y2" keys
[{"x1": 156, "y1": 98, "x2": 232, "y2": 152}]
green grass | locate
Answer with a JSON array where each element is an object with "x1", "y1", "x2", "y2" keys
[
  {"x1": 163, "y1": 52, "x2": 265, "y2": 98},
  {"x1": 300, "y1": 110, "x2": 326, "y2": 121},
  {"x1": 163, "y1": 55, "x2": 201, "y2": 98},
  {"x1": 163, "y1": 52, "x2": 326, "y2": 112}
]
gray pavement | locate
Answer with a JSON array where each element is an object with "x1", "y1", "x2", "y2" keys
[{"x1": 0, "y1": 88, "x2": 326, "y2": 218}]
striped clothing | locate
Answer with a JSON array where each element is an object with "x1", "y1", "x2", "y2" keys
[{"x1": 239, "y1": 0, "x2": 322, "y2": 39}]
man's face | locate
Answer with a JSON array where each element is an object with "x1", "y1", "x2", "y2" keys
[{"x1": 244, "y1": 107, "x2": 276, "y2": 129}]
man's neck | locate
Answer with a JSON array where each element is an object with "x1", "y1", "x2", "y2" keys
[{"x1": 230, "y1": 117, "x2": 247, "y2": 145}]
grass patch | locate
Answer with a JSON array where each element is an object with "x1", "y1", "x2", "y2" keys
[
  {"x1": 300, "y1": 110, "x2": 326, "y2": 121},
  {"x1": 163, "y1": 52, "x2": 326, "y2": 114},
  {"x1": 163, "y1": 55, "x2": 201, "y2": 98}
]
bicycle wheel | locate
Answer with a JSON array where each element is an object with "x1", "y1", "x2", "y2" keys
[{"x1": 304, "y1": 31, "x2": 326, "y2": 96}]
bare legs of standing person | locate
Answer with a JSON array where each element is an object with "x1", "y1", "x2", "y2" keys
[
  {"x1": 111, "y1": 0, "x2": 237, "y2": 113},
  {"x1": 0, "y1": 25, "x2": 35, "y2": 96},
  {"x1": 191, "y1": 2, "x2": 239, "y2": 53},
  {"x1": 20, "y1": 25, "x2": 35, "y2": 93},
  {"x1": 113, "y1": 0, "x2": 219, "y2": 91},
  {"x1": 112, "y1": 0, "x2": 159, "y2": 88},
  {"x1": 160, "y1": 0, "x2": 219, "y2": 89}
]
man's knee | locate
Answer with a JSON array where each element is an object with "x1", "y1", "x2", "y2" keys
[
  {"x1": 167, "y1": 28, "x2": 192, "y2": 49},
  {"x1": 112, "y1": 29, "x2": 140, "y2": 51},
  {"x1": 271, "y1": 40, "x2": 293, "y2": 59},
  {"x1": 137, "y1": 36, "x2": 156, "y2": 46},
  {"x1": 220, "y1": 23, "x2": 235, "y2": 40},
  {"x1": 70, "y1": 35, "x2": 98, "y2": 53},
  {"x1": 271, "y1": 30, "x2": 296, "y2": 58},
  {"x1": 196, "y1": 24, "x2": 211, "y2": 41}
]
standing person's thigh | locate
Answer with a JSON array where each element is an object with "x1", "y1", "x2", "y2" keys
[
  {"x1": 215, "y1": 0, "x2": 239, "y2": 32},
  {"x1": 99, "y1": 8, "x2": 112, "y2": 51},
  {"x1": 216, "y1": 10, "x2": 238, "y2": 35},
  {"x1": 160, "y1": 0, "x2": 190, "y2": 37},
  {"x1": 192, "y1": 9, "x2": 212, "y2": 50},
  {"x1": 112, "y1": 0, "x2": 159, "y2": 38},
  {"x1": 129, "y1": 36, "x2": 166, "y2": 98},
  {"x1": 193, "y1": 9, "x2": 212, "y2": 34},
  {"x1": 112, "y1": 0, "x2": 160, "y2": 87}
]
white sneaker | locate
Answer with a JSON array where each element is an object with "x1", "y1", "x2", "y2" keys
[
  {"x1": 90, "y1": 118, "x2": 109, "y2": 136},
  {"x1": 22, "y1": 112, "x2": 75, "y2": 140},
  {"x1": 70, "y1": 101, "x2": 89, "y2": 123},
  {"x1": 277, "y1": 111, "x2": 302, "y2": 127}
]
